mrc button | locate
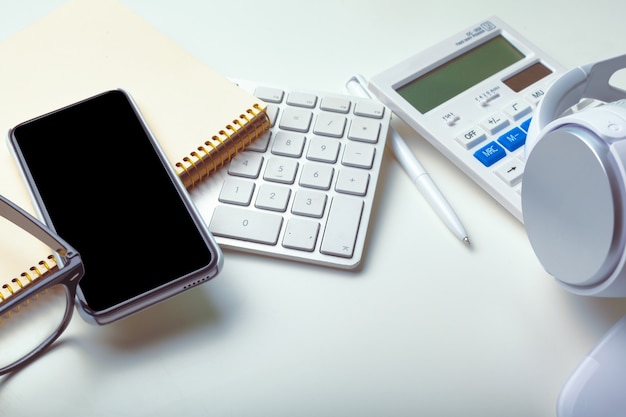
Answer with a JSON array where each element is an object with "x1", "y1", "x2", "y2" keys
[{"x1": 474, "y1": 141, "x2": 506, "y2": 166}]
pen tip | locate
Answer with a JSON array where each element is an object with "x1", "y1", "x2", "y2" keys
[{"x1": 463, "y1": 236, "x2": 471, "y2": 246}]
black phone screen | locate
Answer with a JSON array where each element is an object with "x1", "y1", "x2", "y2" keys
[{"x1": 11, "y1": 90, "x2": 215, "y2": 313}]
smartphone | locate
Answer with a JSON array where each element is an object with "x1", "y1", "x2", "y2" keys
[{"x1": 8, "y1": 89, "x2": 223, "y2": 325}]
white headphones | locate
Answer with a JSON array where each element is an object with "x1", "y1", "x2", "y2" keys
[{"x1": 523, "y1": 53, "x2": 626, "y2": 297}]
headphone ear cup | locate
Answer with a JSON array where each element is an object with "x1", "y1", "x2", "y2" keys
[{"x1": 522, "y1": 122, "x2": 620, "y2": 289}]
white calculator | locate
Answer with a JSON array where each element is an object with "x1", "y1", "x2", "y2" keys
[
  {"x1": 190, "y1": 80, "x2": 391, "y2": 269},
  {"x1": 368, "y1": 16, "x2": 566, "y2": 222}
]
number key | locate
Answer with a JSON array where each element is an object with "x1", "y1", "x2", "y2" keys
[
  {"x1": 228, "y1": 152, "x2": 264, "y2": 178},
  {"x1": 218, "y1": 178, "x2": 255, "y2": 206},
  {"x1": 263, "y1": 157, "x2": 299, "y2": 184},
  {"x1": 271, "y1": 131, "x2": 306, "y2": 157},
  {"x1": 292, "y1": 189, "x2": 327, "y2": 218},
  {"x1": 209, "y1": 206, "x2": 283, "y2": 245},
  {"x1": 299, "y1": 163, "x2": 334, "y2": 190},
  {"x1": 255, "y1": 184, "x2": 291, "y2": 212},
  {"x1": 307, "y1": 136, "x2": 340, "y2": 163}
]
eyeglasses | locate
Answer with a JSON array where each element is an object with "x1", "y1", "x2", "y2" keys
[{"x1": 0, "y1": 195, "x2": 84, "y2": 376}]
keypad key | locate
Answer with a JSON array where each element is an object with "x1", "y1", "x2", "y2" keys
[
  {"x1": 299, "y1": 163, "x2": 334, "y2": 190},
  {"x1": 347, "y1": 117, "x2": 381, "y2": 143},
  {"x1": 306, "y1": 137, "x2": 340, "y2": 163},
  {"x1": 320, "y1": 195, "x2": 363, "y2": 258},
  {"x1": 286, "y1": 92, "x2": 317, "y2": 108},
  {"x1": 495, "y1": 158, "x2": 525, "y2": 187},
  {"x1": 291, "y1": 190, "x2": 327, "y2": 218},
  {"x1": 497, "y1": 127, "x2": 526, "y2": 152},
  {"x1": 313, "y1": 113, "x2": 346, "y2": 137},
  {"x1": 254, "y1": 86, "x2": 284, "y2": 103},
  {"x1": 263, "y1": 157, "x2": 299, "y2": 184},
  {"x1": 271, "y1": 131, "x2": 306, "y2": 157},
  {"x1": 320, "y1": 97, "x2": 350, "y2": 113},
  {"x1": 354, "y1": 101, "x2": 385, "y2": 119},
  {"x1": 479, "y1": 112, "x2": 510, "y2": 135},
  {"x1": 474, "y1": 141, "x2": 506, "y2": 167},
  {"x1": 282, "y1": 218, "x2": 320, "y2": 251},
  {"x1": 255, "y1": 184, "x2": 291, "y2": 212},
  {"x1": 218, "y1": 178, "x2": 255, "y2": 206},
  {"x1": 335, "y1": 169, "x2": 370, "y2": 196},
  {"x1": 342, "y1": 142, "x2": 375, "y2": 168},
  {"x1": 228, "y1": 152, "x2": 264, "y2": 178},
  {"x1": 279, "y1": 107, "x2": 312, "y2": 132},
  {"x1": 209, "y1": 206, "x2": 283, "y2": 245}
]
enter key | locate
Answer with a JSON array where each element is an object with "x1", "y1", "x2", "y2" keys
[{"x1": 320, "y1": 195, "x2": 363, "y2": 258}]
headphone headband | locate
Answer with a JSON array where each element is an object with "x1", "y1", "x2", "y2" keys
[{"x1": 533, "y1": 54, "x2": 626, "y2": 133}]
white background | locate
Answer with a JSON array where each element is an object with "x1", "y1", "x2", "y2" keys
[{"x1": 1, "y1": 1, "x2": 626, "y2": 416}]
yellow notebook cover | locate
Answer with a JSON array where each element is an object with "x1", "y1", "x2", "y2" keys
[{"x1": 0, "y1": 0, "x2": 268, "y2": 303}]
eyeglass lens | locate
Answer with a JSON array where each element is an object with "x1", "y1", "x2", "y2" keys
[
  {"x1": 0, "y1": 282, "x2": 70, "y2": 372},
  {"x1": 1, "y1": 207, "x2": 73, "y2": 373}
]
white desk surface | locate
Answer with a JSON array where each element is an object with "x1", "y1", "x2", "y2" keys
[{"x1": 1, "y1": 1, "x2": 625, "y2": 416}]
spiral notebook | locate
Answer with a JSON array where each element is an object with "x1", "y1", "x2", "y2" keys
[{"x1": 0, "y1": 0, "x2": 269, "y2": 304}]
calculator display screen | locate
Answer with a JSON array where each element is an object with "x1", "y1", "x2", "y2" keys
[{"x1": 395, "y1": 35, "x2": 524, "y2": 114}]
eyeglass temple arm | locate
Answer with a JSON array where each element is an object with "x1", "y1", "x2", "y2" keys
[{"x1": 0, "y1": 195, "x2": 68, "y2": 256}]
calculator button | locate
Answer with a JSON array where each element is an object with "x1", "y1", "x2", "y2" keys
[
  {"x1": 354, "y1": 101, "x2": 385, "y2": 119},
  {"x1": 474, "y1": 141, "x2": 506, "y2": 167},
  {"x1": 209, "y1": 206, "x2": 283, "y2": 245},
  {"x1": 520, "y1": 118, "x2": 532, "y2": 132},
  {"x1": 347, "y1": 117, "x2": 381, "y2": 143},
  {"x1": 320, "y1": 97, "x2": 351, "y2": 113},
  {"x1": 279, "y1": 107, "x2": 313, "y2": 132},
  {"x1": 342, "y1": 142, "x2": 375, "y2": 169},
  {"x1": 479, "y1": 112, "x2": 510, "y2": 135},
  {"x1": 228, "y1": 152, "x2": 264, "y2": 178},
  {"x1": 497, "y1": 127, "x2": 527, "y2": 152},
  {"x1": 495, "y1": 158, "x2": 525, "y2": 187},
  {"x1": 503, "y1": 100, "x2": 532, "y2": 121},
  {"x1": 286, "y1": 92, "x2": 317, "y2": 108},
  {"x1": 218, "y1": 178, "x2": 255, "y2": 206},
  {"x1": 456, "y1": 126, "x2": 487, "y2": 149},
  {"x1": 313, "y1": 113, "x2": 347, "y2": 137},
  {"x1": 335, "y1": 168, "x2": 370, "y2": 196},
  {"x1": 255, "y1": 184, "x2": 291, "y2": 212},
  {"x1": 282, "y1": 218, "x2": 320, "y2": 251},
  {"x1": 271, "y1": 131, "x2": 306, "y2": 157},
  {"x1": 320, "y1": 195, "x2": 363, "y2": 258},
  {"x1": 306, "y1": 137, "x2": 340, "y2": 163},
  {"x1": 254, "y1": 86, "x2": 284, "y2": 103},
  {"x1": 525, "y1": 88, "x2": 547, "y2": 105},
  {"x1": 263, "y1": 157, "x2": 299, "y2": 184},
  {"x1": 292, "y1": 190, "x2": 327, "y2": 218},
  {"x1": 299, "y1": 163, "x2": 334, "y2": 190}
]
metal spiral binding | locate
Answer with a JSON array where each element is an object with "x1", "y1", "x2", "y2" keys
[
  {"x1": 175, "y1": 103, "x2": 270, "y2": 189},
  {"x1": 0, "y1": 255, "x2": 57, "y2": 318}
]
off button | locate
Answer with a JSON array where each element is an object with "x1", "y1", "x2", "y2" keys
[{"x1": 456, "y1": 126, "x2": 487, "y2": 149}]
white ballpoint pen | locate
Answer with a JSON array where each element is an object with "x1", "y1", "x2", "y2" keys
[{"x1": 346, "y1": 74, "x2": 471, "y2": 246}]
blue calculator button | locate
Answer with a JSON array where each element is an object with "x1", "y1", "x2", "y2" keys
[
  {"x1": 474, "y1": 141, "x2": 506, "y2": 167},
  {"x1": 497, "y1": 127, "x2": 527, "y2": 152},
  {"x1": 520, "y1": 118, "x2": 532, "y2": 132}
]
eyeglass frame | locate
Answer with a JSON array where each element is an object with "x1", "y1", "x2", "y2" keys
[{"x1": 0, "y1": 194, "x2": 84, "y2": 376}]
